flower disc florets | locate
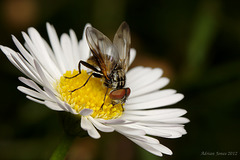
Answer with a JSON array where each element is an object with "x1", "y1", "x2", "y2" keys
[{"x1": 56, "y1": 69, "x2": 123, "y2": 120}]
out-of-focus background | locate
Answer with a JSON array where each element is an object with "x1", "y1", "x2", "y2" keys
[{"x1": 0, "y1": 0, "x2": 239, "y2": 159}]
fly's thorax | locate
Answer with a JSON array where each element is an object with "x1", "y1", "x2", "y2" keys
[
  {"x1": 87, "y1": 56, "x2": 100, "y2": 70},
  {"x1": 104, "y1": 68, "x2": 126, "y2": 89}
]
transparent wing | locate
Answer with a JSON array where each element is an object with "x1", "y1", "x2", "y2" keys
[
  {"x1": 86, "y1": 27, "x2": 119, "y2": 78},
  {"x1": 113, "y1": 21, "x2": 131, "y2": 72}
]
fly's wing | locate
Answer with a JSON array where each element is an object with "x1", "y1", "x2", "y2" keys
[
  {"x1": 86, "y1": 27, "x2": 119, "y2": 79},
  {"x1": 113, "y1": 22, "x2": 131, "y2": 72}
]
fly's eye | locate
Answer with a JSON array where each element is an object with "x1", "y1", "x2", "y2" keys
[
  {"x1": 109, "y1": 88, "x2": 131, "y2": 100},
  {"x1": 125, "y1": 88, "x2": 131, "y2": 98}
]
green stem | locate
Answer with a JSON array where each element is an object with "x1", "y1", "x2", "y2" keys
[{"x1": 50, "y1": 135, "x2": 75, "y2": 160}]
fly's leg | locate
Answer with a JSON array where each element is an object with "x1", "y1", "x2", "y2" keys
[
  {"x1": 64, "y1": 60, "x2": 83, "y2": 79},
  {"x1": 64, "y1": 60, "x2": 103, "y2": 92},
  {"x1": 121, "y1": 104, "x2": 125, "y2": 111},
  {"x1": 69, "y1": 72, "x2": 102, "y2": 93},
  {"x1": 64, "y1": 60, "x2": 101, "y2": 79},
  {"x1": 100, "y1": 87, "x2": 109, "y2": 109},
  {"x1": 69, "y1": 73, "x2": 93, "y2": 92}
]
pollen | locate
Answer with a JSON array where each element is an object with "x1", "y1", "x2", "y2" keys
[{"x1": 55, "y1": 70, "x2": 123, "y2": 120}]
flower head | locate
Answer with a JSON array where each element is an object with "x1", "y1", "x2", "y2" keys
[{"x1": 1, "y1": 22, "x2": 189, "y2": 156}]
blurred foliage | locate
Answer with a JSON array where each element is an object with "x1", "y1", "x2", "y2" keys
[{"x1": 0, "y1": 0, "x2": 240, "y2": 159}]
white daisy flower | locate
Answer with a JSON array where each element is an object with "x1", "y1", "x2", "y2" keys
[{"x1": 0, "y1": 22, "x2": 189, "y2": 157}]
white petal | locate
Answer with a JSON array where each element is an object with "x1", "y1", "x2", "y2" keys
[
  {"x1": 130, "y1": 138, "x2": 163, "y2": 156},
  {"x1": 88, "y1": 117, "x2": 114, "y2": 132},
  {"x1": 12, "y1": 35, "x2": 34, "y2": 65},
  {"x1": 17, "y1": 86, "x2": 46, "y2": 100},
  {"x1": 131, "y1": 138, "x2": 172, "y2": 156},
  {"x1": 126, "y1": 66, "x2": 143, "y2": 79},
  {"x1": 81, "y1": 116, "x2": 92, "y2": 130},
  {"x1": 34, "y1": 60, "x2": 55, "y2": 92},
  {"x1": 151, "y1": 125, "x2": 187, "y2": 135},
  {"x1": 6, "y1": 51, "x2": 30, "y2": 76},
  {"x1": 43, "y1": 87, "x2": 68, "y2": 111},
  {"x1": 44, "y1": 101, "x2": 65, "y2": 111},
  {"x1": 125, "y1": 93, "x2": 184, "y2": 110},
  {"x1": 127, "y1": 89, "x2": 176, "y2": 104},
  {"x1": 154, "y1": 143, "x2": 173, "y2": 155},
  {"x1": 98, "y1": 118, "x2": 126, "y2": 125},
  {"x1": 151, "y1": 129, "x2": 183, "y2": 138},
  {"x1": 18, "y1": 77, "x2": 50, "y2": 99},
  {"x1": 128, "y1": 68, "x2": 163, "y2": 91},
  {"x1": 1, "y1": 46, "x2": 41, "y2": 84},
  {"x1": 1, "y1": 45, "x2": 20, "y2": 67},
  {"x1": 12, "y1": 54, "x2": 43, "y2": 85},
  {"x1": 82, "y1": 117, "x2": 101, "y2": 139},
  {"x1": 14, "y1": 52, "x2": 43, "y2": 83},
  {"x1": 129, "y1": 78, "x2": 170, "y2": 98},
  {"x1": 46, "y1": 23, "x2": 65, "y2": 73},
  {"x1": 124, "y1": 108, "x2": 187, "y2": 117},
  {"x1": 157, "y1": 117, "x2": 190, "y2": 124},
  {"x1": 127, "y1": 135, "x2": 159, "y2": 144},
  {"x1": 132, "y1": 125, "x2": 172, "y2": 138},
  {"x1": 26, "y1": 95, "x2": 44, "y2": 104},
  {"x1": 70, "y1": 29, "x2": 81, "y2": 69},
  {"x1": 126, "y1": 67, "x2": 152, "y2": 85},
  {"x1": 63, "y1": 102, "x2": 77, "y2": 114},
  {"x1": 60, "y1": 33, "x2": 75, "y2": 70},
  {"x1": 88, "y1": 127, "x2": 101, "y2": 139},
  {"x1": 25, "y1": 28, "x2": 61, "y2": 79},
  {"x1": 136, "y1": 122, "x2": 184, "y2": 127},
  {"x1": 80, "y1": 109, "x2": 93, "y2": 116},
  {"x1": 42, "y1": 38, "x2": 59, "y2": 69},
  {"x1": 8, "y1": 40, "x2": 52, "y2": 85},
  {"x1": 161, "y1": 126, "x2": 187, "y2": 135},
  {"x1": 113, "y1": 124, "x2": 146, "y2": 136}
]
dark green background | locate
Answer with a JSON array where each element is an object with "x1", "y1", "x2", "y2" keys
[{"x1": 0, "y1": 0, "x2": 239, "y2": 159}]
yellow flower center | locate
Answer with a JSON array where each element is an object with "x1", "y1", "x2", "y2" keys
[{"x1": 55, "y1": 70, "x2": 123, "y2": 120}]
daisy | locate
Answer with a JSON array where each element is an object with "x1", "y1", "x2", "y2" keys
[{"x1": 0, "y1": 22, "x2": 189, "y2": 157}]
